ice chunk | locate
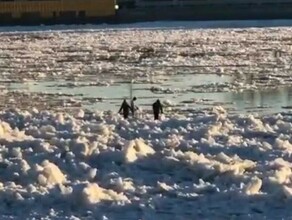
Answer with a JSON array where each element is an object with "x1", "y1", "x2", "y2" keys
[
  {"x1": 271, "y1": 158, "x2": 292, "y2": 169},
  {"x1": 275, "y1": 138, "x2": 292, "y2": 150},
  {"x1": 11, "y1": 147, "x2": 22, "y2": 158},
  {"x1": 216, "y1": 152, "x2": 232, "y2": 163},
  {"x1": 277, "y1": 121, "x2": 292, "y2": 133},
  {"x1": 87, "y1": 168, "x2": 97, "y2": 180},
  {"x1": 56, "y1": 113, "x2": 65, "y2": 124},
  {"x1": 283, "y1": 185, "x2": 292, "y2": 198},
  {"x1": 72, "y1": 137, "x2": 91, "y2": 157},
  {"x1": 262, "y1": 142, "x2": 272, "y2": 150},
  {"x1": 59, "y1": 184, "x2": 73, "y2": 195},
  {"x1": 124, "y1": 138, "x2": 155, "y2": 163},
  {"x1": 112, "y1": 177, "x2": 135, "y2": 193},
  {"x1": 163, "y1": 99, "x2": 174, "y2": 107},
  {"x1": 157, "y1": 182, "x2": 173, "y2": 192},
  {"x1": 20, "y1": 159, "x2": 30, "y2": 173},
  {"x1": 82, "y1": 183, "x2": 129, "y2": 204},
  {"x1": 212, "y1": 106, "x2": 227, "y2": 119},
  {"x1": 182, "y1": 151, "x2": 212, "y2": 170},
  {"x1": 245, "y1": 177, "x2": 262, "y2": 195},
  {"x1": 15, "y1": 192, "x2": 24, "y2": 201},
  {"x1": 95, "y1": 124, "x2": 111, "y2": 136},
  {"x1": 269, "y1": 167, "x2": 292, "y2": 184},
  {"x1": 207, "y1": 123, "x2": 223, "y2": 136},
  {"x1": 227, "y1": 135, "x2": 242, "y2": 146},
  {"x1": 32, "y1": 107, "x2": 39, "y2": 114},
  {"x1": 0, "y1": 120, "x2": 31, "y2": 141},
  {"x1": 38, "y1": 160, "x2": 66, "y2": 187},
  {"x1": 247, "y1": 115, "x2": 265, "y2": 131},
  {"x1": 40, "y1": 125, "x2": 56, "y2": 133},
  {"x1": 166, "y1": 134, "x2": 181, "y2": 148},
  {"x1": 76, "y1": 109, "x2": 85, "y2": 118},
  {"x1": 0, "y1": 121, "x2": 12, "y2": 136}
]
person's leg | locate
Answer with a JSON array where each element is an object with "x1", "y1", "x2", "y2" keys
[
  {"x1": 154, "y1": 113, "x2": 159, "y2": 120},
  {"x1": 124, "y1": 113, "x2": 128, "y2": 119}
]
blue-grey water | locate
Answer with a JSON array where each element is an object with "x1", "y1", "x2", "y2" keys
[
  {"x1": 1, "y1": 19, "x2": 292, "y2": 33},
  {"x1": 7, "y1": 74, "x2": 292, "y2": 114}
]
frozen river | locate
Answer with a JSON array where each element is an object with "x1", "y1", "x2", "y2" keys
[
  {"x1": 1, "y1": 20, "x2": 292, "y2": 114},
  {"x1": 1, "y1": 21, "x2": 292, "y2": 220}
]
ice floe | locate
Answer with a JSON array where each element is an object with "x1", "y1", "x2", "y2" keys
[{"x1": 0, "y1": 106, "x2": 289, "y2": 218}]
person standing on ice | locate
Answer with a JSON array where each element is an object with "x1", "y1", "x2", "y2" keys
[
  {"x1": 152, "y1": 99, "x2": 163, "y2": 120},
  {"x1": 131, "y1": 96, "x2": 138, "y2": 117},
  {"x1": 118, "y1": 99, "x2": 132, "y2": 119}
]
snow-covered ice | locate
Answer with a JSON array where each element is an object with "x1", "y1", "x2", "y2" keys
[{"x1": 0, "y1": 107, "x2": 290, "y2": 219}]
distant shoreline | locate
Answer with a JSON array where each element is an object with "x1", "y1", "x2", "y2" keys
[
  {"x1": 3, "y1": 3, "x2": 292, "y2": 26},
  {"x1": 115, "y1": 5, "x2": 292, "y2": 24}
]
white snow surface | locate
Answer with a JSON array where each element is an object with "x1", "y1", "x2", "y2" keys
[{"x1": 0, "y1": 107, "x2": 291, "y2": 219}]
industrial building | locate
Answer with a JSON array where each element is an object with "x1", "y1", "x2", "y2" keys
[
  {"x1": 0, "y1": 0, "x2": 116, "y2": 24},
  {"x1": 116, "y1": 0, "x2": 292, "y2": 22},
  {"x1": 1, "y1": 0, "x2": 292, "y2": 25}
]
